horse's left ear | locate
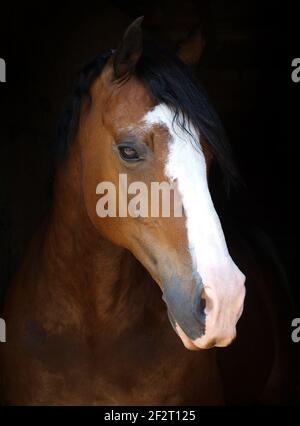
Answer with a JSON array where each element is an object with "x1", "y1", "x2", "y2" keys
[
  {"x1": 113, "y1": 16, "x2": 144, "y2": 79},
  {"x1": 177, "y1": 29, "x2": 206, "y2": 66}
]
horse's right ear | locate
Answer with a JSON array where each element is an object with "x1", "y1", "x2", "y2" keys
[{"x1": 113, "y1": 16, "x2": 144, "y2": 80}]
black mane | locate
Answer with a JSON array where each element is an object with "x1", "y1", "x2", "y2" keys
[{"x1": 55, "y1": 42, "x2": 239, "y2": 188}]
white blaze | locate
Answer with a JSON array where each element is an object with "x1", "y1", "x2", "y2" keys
[
  {"x1": 144, "y1": 104, "x2": 233, "y2": 279},
  {"x1": 144, "y1": 104, "x2": 245, "y2": 348}
]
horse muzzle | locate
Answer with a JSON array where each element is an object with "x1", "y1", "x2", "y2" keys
[{"x1": 162, "y1": 267, "x2": 246, "y2": 350}]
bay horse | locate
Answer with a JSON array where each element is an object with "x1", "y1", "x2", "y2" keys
[{"x1": 0, "y1": 17, "x2": 296, "y2": 405}]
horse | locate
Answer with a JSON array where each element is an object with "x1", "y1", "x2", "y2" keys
[{"x1": 0, "y1": 17, "x2": 297, "y2": 405}]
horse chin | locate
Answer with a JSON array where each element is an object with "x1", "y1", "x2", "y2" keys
[
  {"x1": 167, "y1": 310, "x2": 235, "y2": 350},
  {"x1": 167, "y1": 309, "x2": 203, "y2": 351},
  {"x1": 175, "y1": 321, "x2": 236, "y2": 350},
  {"x1": 175, "y1": 323, "x2": 202, "y2": 351}
]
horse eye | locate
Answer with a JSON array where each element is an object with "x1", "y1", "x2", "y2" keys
[{"x1": 118, "y1": 145, "x2": 140, "y2": 161}]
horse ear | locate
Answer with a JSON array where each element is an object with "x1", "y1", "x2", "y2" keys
[
  {"x1": 177, "y1": 29, "x2": 206, "y2": 66},
  {"x1": 113, "y1": 16, "x2": 144, "y2": 79}
]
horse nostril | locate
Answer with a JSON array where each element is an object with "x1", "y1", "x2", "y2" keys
[
  {"x1": 200, "y1": 296, "x2": 206, "y2": 318},
  {"x1": 194, "y1": 292, "x2": 206, "y2": 324}
]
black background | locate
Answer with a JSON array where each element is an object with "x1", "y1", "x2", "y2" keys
[{"x1": 0, "y1": 0, "x2": 299, "y2": 311}]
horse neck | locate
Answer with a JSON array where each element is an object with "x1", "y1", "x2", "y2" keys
[{"x1": 37, "y1": 143, "x2": 154, "y2": 333}]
